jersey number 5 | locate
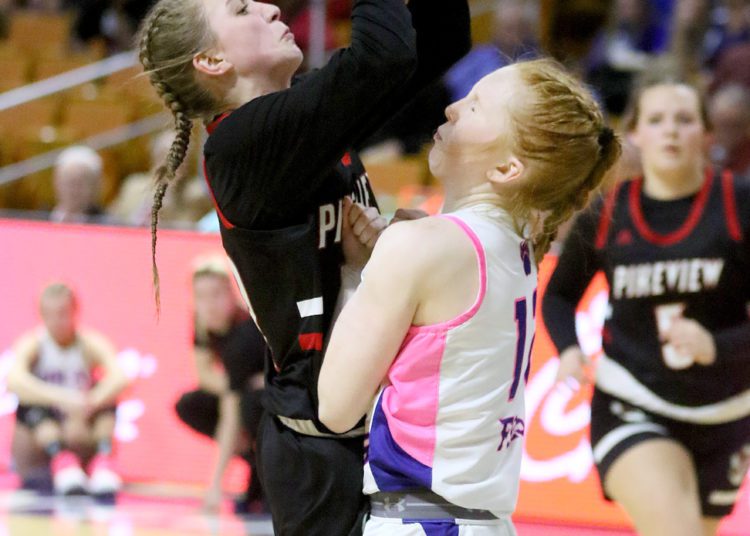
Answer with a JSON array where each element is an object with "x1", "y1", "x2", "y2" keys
[{"x1": 510, "y1": 289, "x2": 537, "y2": 401}]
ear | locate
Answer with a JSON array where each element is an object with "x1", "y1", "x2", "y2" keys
[
  {"x1": 193, "y1": 51, "x2": 232, "y2": 77},
  {"x1": 487, "y1": 156, "x2": 524, "y2": 186}
]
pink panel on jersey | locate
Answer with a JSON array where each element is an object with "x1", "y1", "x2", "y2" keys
[
  {"x1": 379, "y1": 214, "x2": 488, "y2": 468},
  {"x1": 381, "y1": 330, "x2": 446, "y2": 467}
]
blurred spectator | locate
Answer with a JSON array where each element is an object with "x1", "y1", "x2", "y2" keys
[
  {"x1": 709, "y1": 83, "x2": 750, "y2": 178},
  {"x1": 587, "y1": 0, "x2": 667, "y2": 114},
  {"x1": 50, "y1": 145, "x2": 107, "y2": 224},
  {"x1": 108, "y1": 130, "x2": 211, "y2": 228},
  {"x1": 710, "y1": 42, "x2": 750, "y2": 92},
  {"x1": 544, "y1": 0, "x2": 612, "y2": 71},
  {"x1": 669, "y1": 0, "x2": 712, "y2": 74},
  {"x1": 174, "y1": 257, "x2": 266, "y2": 514},
  {"x1": 704, "y1": 0, "x2": 750, "y2": 68},
  {"x1": 72, "y1": 0, "x2": 155, "y2": 53},
  {"x1": 444, "y1": 0, "x2": 538, "y2": 101},
  {"x1": 7, "y1": 283, "x2": 129, "y2": 496}
]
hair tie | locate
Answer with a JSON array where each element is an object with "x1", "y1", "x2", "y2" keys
[{"x1": 598, "y1": 126, "x2": 614, "y2": 147}]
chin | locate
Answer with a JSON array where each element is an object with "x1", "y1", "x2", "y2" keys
[{"x1": 427, "y1": 146, "x2": 442, "y2": 177}]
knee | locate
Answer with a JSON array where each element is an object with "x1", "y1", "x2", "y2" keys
[
  {"x1": 62, "y1": 418, "x2": 92, "y2": 449},
  {"x1": 174, "y1": 393, "x2": 192, "y2": 422},
  {"x1": 33, "y1": 419, "x2": 62, "y2": 448}
]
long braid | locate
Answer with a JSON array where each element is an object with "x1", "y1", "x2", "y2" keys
[{"x1": 139, "y1": 5, "x2": 198, "y2": 313}]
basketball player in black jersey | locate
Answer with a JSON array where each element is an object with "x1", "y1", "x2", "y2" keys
[
  {"x1": 174, "y1": 257, "x2": 266, "y2": 513},
  {"x1": 137, "y1": 0, "x2": 470, "y2": 533},
  {"x1": 543, "y1": 68, "x2": 750, "y2": 536}
]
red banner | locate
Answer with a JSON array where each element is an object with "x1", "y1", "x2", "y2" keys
[{"x1": 0, "y1": 220, "x2": 747, "y2": 530}]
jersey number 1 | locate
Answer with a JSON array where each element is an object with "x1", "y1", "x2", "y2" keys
[{"x1": 510, "y1": 289, "x2": 537, "y2": 401}]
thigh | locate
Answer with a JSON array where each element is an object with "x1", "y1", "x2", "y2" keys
[
  {"x1": 174, "y1": 389, "x2": 219, "y2": 438},
  {"x1": 257, "y1": 415, "x2": 366, "y2": 536},
  {"x1": 686, "y1": 415, "x2": 750, "y2": 519},
  {"x1": 591, "y1": 390, "x2": 703, "y2": 536}
]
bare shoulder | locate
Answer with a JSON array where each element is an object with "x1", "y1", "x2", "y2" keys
[
  {"x1": 371, "y1": 217, "x2": 477, "y2": 294},
  {"x1": 380, "y1": 216, "x2": 474, "y2": 261},
  {"x1": 78, "y1": 329, "x2": 117, "y2": 360},
  {"x1": 12, "y1": 330, "x2": 41, "y2": 358}
]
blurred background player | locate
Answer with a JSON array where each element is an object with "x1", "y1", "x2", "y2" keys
[
  {"x1": 544, "y1": 64, "x2": 750, "y2": 536},
  {"x1": 174, "y1": 257, "x2": 266, "y2": 513},
  {"x1": 7, "y1": 282, "x2": 129, "y2": 496}
]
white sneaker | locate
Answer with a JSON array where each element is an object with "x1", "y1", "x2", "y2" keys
[
  {"x1": 51, "y1": 451, "x2": 87, "y2": 495},
  {"x1": 87, "y1": 453, "x2": 122, "y2": 496}
]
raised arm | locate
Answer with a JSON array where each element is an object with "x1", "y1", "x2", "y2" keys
[
  {"x1": 318, "y1": 223, "x2": 425, "y2": 433},
  {"x1": 206, "y1": 0, "x2": 418, "y2": 225}
]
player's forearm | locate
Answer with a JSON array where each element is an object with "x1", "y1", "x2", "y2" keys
[
  {"x1": 210, "y1": 393, "x2": 241, "y2": 489},
  {"x1": 88, "y1": 370, "x2": 129, "y2": 409},
  {"x1": 7, "y1": 372, "x2": 78, "y2": 407},
  {"x1": 198, "y1": 370, "x2": 229, "y2": 396}
]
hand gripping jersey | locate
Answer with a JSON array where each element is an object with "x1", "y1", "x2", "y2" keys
[{"x1": 363, "y1": 206, "x2": 538, "y2": 517}]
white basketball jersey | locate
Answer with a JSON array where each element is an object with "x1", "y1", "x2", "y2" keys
[
  {"x1": 363, "y1": 206, "x2": 537, "y2": 517},
  {"x1": 32, "y1": 329, "x2": 92, "y2": 391}
]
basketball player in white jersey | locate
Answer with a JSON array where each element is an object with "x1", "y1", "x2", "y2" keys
[
  {"x1": 7, "y1": 283, "x2": 129, "y2": 496},
  {"x1": 318, "y1": 59, "x2": 621, "y2": 535}
]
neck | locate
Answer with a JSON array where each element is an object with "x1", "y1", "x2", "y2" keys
[
  {"x1": 641, "y1": 165, "x2": 705, "y2": 200},
  {"x1": 442, "y1": 183, "x2": 503, "y2": 213},
  {"x1": 227, "y1": 70, "x2": 293, "y2": 106}
]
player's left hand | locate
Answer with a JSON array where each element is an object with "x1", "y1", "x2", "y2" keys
[
  {"x1": 342, "y1": 197, "x2": 386, "y2": 269},
  {"x1": 665, "y1": 318, "x2": 717, "y2": 366}
]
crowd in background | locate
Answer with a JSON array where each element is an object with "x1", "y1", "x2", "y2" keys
[{"x1": 0, "y1": 0, "x2": 748, "y2": 233}]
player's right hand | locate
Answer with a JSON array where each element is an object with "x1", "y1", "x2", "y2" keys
[{"x1": 555, "y1": 346, "x2": 593, "y2": 390}]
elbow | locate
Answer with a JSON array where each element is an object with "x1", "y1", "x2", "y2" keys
[
  {"x1": 117, "y1": 371, "x2": 131, "y2": 393},
  {"x1": 318, "y1": 401, "x2": 356, "y2": 435},
  {"x1": 5, "y1": 372, "x2": 19, "y2": 395}
]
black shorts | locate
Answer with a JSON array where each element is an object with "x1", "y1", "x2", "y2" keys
[
  {"x1": 16, "y1": 404, "x2": 116, "y2": 430},
  {"x1": 256, "y1": 413, "x2": 367, "y2": 536},
  {"x1": 590, "y1": 388, "x2": 750, "y2": 517}
]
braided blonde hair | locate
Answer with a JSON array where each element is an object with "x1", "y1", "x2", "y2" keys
[
  {"x1": 500, "y1": 58, "x2": 621, "y2": 264},
  {"x1": 137, "y1": 0, "x2": 223, "y2": 311}
]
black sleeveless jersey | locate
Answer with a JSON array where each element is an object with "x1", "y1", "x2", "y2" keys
[
  {"x1": 544, "y1": 170, "x2": 750, "y2": 407},
  {"x1": 201, "y1": 0, "x2": 470, "y2": 432}
]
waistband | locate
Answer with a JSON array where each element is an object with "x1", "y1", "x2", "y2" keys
[
  {"x1": 277, "y1": 415, "x2": 365, "y2": 438},
  {"x1": 369, "y1": 491, "x2": 501, "y2": 521}
]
